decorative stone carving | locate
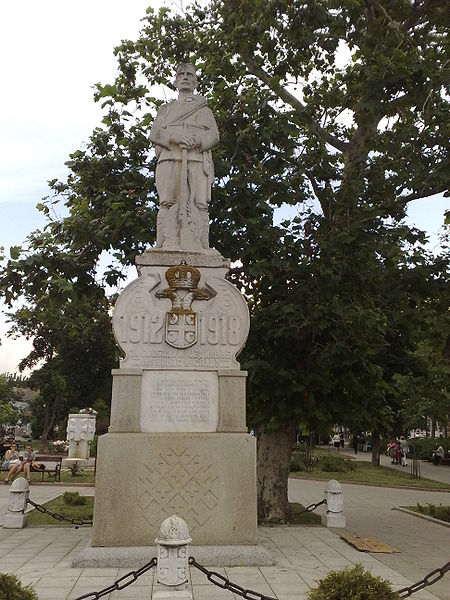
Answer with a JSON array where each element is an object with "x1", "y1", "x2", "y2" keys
[
  {"x1": 66, "y1": 414, "x2": 96, "y2": 460},
  {"x1": 154, "y1": 515, "x2": 193, "y2": 599},
  {"x1": 155, "y1": 262, "x2": 215, "y2": 349},
  {"x1": 150, "y1": 63, "x2": 219, "y2": 252},
  {"x1": 324, "y1": 479, "x2": 346, "y2": 528},
  {"x1": 112, "y1": 266, "x2": 250, "y2": 370},
  {"x1": 3, "y1": 478, "x2": 29, "y2": 529},
  {"x1": 137, "y1": 446, "x2": 219, "y2": 530}
]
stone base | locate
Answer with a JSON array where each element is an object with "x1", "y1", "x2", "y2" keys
[
  {"x1": 62, "y1": 458, "x2": 86, "y2": 468},
  {"x1": 323, "y1": 512, "x2": 346, "y2": 528},
  {"x1": 72, "y1": 543, "x2": 274, "y2": 568},
  {"x1": 3, "y1": 513, "x2": 28, "y2": 529},
  {"x1": 92, "y1": 432, "x2": 257, "y2": 547},
  {"x1": 153, "y1": 590, "x2": 192, "y2": 600},
  {"x1": 136, "y1": 249, "x2": 230, "y2": 270}
]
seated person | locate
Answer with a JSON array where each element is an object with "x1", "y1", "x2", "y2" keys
[
  {"x1": 3, "y1": 441, "x2": 22, "y2": 484},
  {"x1": 22, "y1": 444, "x2": 36, "y2": 482},
  {"x1": 432, "y1": 445, "x2": 445, "y2": 465}
]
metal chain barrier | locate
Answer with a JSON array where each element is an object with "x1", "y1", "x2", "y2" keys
[
  {"x1": 73, "y1": 557, "x2": 157, "y2": 600},
  {"x1": 27, "y1": 498, "x2": 93, "y2": 526},
  {"x1": 190, "y1": 554, "x2": 449, "y2": 600},
  {"x1": 297, "y1": 498, "x2": 327, "y2": 514},
  {"x1": 397, "y1": 561, "x2": 450, "y2": 597},
  {"x1": 189, "y1": 557, "x2": 277, "y2": 600}
]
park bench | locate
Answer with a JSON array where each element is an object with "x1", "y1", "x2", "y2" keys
[
  {"x1": 1, "y1": 454, "x2": 63, "y2": 482},
  {"x1": 441, "y1": 451, "x2": 450, "y2": 466}
]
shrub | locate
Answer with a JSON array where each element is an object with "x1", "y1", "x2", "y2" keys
[
  {"x1": 63, "y1": 491, "x2": 87, "y2": 506},
  {"x1": 90, "y1": 434, "x2": 99, "y2": 457},
  {"x1": 319, "y1": 454, "x2": 355, "y2": 472},
  {"x1": 415, "y1": 502, "x2": 450, "y2": 523},
  {"x1": 307, "y1": 564, "x2": 401, "y2": 600},
  {"x1": 409, "y1": 437, "x2": 450, "y2": 461},
  {"x1": 291, "y1": 451, "x2": 307, "y2": 472},
  {"x1": 69, "y1": 461, "x2": 83, "y2": 477},
  {"x1": 0, "y1": 573, "x2": 38, "y2": 600}
]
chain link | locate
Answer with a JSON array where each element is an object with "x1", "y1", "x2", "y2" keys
[
  {"x1": 27, "y1": 498, "x2": 93, "y2": 526},
  {"x1": 299, "y1": 498, "x2": 327, "y2": 514},
  {"x1": 397, "y1": 561, "x2": 450, "y2": 597},
  {"x1": 189, "y1": 557, "x2": 277, "y2": 600},
  {"x1": 72, "y1": 557, "x2": 157, "y2": 599},
  {"x1": 190, "y1": 556, "x2": 449, "y2": 600}
]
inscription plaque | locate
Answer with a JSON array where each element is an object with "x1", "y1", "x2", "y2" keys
[{"x1": 140, "y1": 370, "x2": 218, "y2": 432}]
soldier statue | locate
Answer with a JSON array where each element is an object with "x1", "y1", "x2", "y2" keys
[{"x1": 150, "y1": 63, "x2": 219, "y2": 252}]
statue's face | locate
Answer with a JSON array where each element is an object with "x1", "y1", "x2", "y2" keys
[{"x1": 175, "y1": 65, "x2": 197, "y2": 93}]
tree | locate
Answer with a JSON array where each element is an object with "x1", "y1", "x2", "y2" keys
[
  {"x1": 0, "y1": 0, "x2": 448, "y2": 520},
  {"x1": 0, "y1": 374, "x2": 22, "y2": 425}
]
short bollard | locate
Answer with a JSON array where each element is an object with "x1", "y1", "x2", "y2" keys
[
  {"x1": 153, "y1": 515, "x2": 193, "y2": 599},
  {"x1": 3, "y1": 478, "x2": 29, "y2": 529},
  {"x1": 324, "y1": 479, "x2": 346, "y2": 528}
]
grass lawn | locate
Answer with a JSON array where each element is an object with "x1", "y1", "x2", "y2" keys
[
  {"x1": 291, "y1": 461, "x2": 450, "y2": 490},
  {"x1": 59, "y1": 468, "x2": 95, "y2": 484},
  {"x1": 289, "y1": 503, "x2": 322, "y2": 525},
  {"x1": 28, "y1": 495, "x2": 94, "y2": 526},
  {"x1": 403, "y1": 503, "x2": 450, "y2": 523},
  {"x1": 12, "y1": 468, "x2": 96, "y2": 485}
]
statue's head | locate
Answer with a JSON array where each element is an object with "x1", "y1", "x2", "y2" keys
[{"x1": 175, "y1": 63, "x2": 197, "y2": 93}]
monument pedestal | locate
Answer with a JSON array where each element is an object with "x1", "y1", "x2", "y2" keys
[
  {"x1": 82, "y1": 249, "x2": 265, "y2": 563},
  {"x1": 93, "y1": 432, "x2": 257, "y2": 546}
]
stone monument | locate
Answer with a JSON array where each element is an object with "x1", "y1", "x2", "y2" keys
[
  {"x1": 66, "y1": 413, "x2": 96, "y2": 460},
  {"x1": 92, "y1": 63, "x2": 259, "y2": 552}
]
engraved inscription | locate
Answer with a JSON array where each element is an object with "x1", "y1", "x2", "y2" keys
[
  {"x1": 149, "y1": 379, "x2": 210, "y2": 425},
  {"x1": 118, "y1": 312, "x2": 241, "y2": 346},
  {"x1": 141, "y1": 371, "x2": 218, "y2": 433}
]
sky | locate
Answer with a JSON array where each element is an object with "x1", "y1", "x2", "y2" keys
[{"x1": 0, "y1": 1, "x2": 448, "y2": 376}]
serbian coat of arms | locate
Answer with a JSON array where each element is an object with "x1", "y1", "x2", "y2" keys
[{"x1": 155, "y1": 262, "x2": 215, "y2": 349}]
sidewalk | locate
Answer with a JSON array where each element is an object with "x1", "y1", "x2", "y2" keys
[{"x1": 0, "y1": 478, "x2": 448, "y2": 599}]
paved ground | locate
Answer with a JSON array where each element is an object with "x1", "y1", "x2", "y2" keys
[{"x1": 0, "y1": 462, "x2": 449, "y2": 600}]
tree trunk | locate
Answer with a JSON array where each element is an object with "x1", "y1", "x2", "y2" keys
[
  {"x1": 40, "y1": 399, "x2": 57, "y2": 451},
  {"x1": 371, "y1": 430, "x2": 380, "y2": 466},
  {"x1": 256, "y1": 421, "x2": 296, "y2": 523}
]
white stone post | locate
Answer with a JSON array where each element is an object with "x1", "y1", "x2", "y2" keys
[
  {"x1": 64, "y1": 413, "x2": 96, "y2": 467},
  {"x1": 153, "y1": 515, "x2": 193, "y2": 599},
  {"x1": 3, "y1": 478, "x2": 30, "y2": 529},
  {"x1": 324, "y1": 479, "x2": 346, "y2": 528}
]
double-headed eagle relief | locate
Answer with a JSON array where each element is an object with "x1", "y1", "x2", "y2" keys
[{"x1": 150, "y1": 64, "x2": 219, "y2": 252}]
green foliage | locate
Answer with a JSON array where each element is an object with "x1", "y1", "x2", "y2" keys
[
  {"x1": 92, "y1": 398, "x2": 110, "y2": 434},
  {"x1": 409, "y1": 437, "x2": 450, "y2": 461},
  {"x1": 0, "y1": 374, "x2": 22, "y2": 425},
  {"x1": 319, "y1": 453, "x2": 355, "y2": 473},
  {"x1": 413, "y1": 503, "x2": 450, "y2": 523},
  {"x1": 68, "y1": 461, "x2": 83, "y2": 477},
  {"x1": 63, "y1": 491, "x2": 87, "y2": 506},
  {"x1": 291, "y1": 451, "x2": 308, "y2": 472},
  {"x1": 307, "y1": 564, "x2": 401, "y2": 599},
  {"x1": 27, "y1": 495, "x2": 94, "y2": 526},
  {"x1": 288, "y1": 502, "x2": 322, "y2": 525},
  {"x1": 89, "y1": 434, "x2": 99, "y2": 458},
  {"x1": 0, "y1": 573, "x2": 38, "y2": 600}
]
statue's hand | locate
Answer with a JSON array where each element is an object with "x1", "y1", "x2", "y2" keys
[{"x1": 179, "y1": 135, "x2": 201, "y2": 150}]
